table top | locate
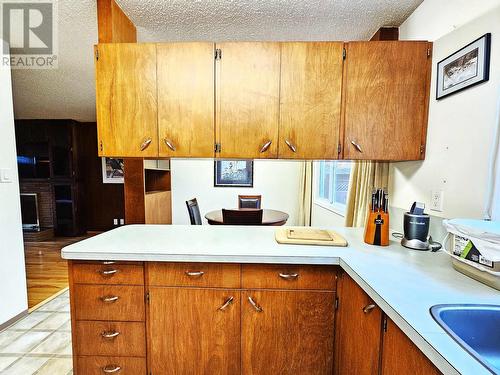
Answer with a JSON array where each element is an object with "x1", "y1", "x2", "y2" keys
[{"x1": 205, "y1": 209, "x2": 289, "y2": 226}]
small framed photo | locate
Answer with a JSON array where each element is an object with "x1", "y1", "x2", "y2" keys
[
  {"x1": 102, "y1": 157, "x2": 124, "y2": 184},
  {"x1": 436, "y1": 33, "x2": 491, "y2": 100},
  {"x1": 214, "y1": 160, "x2": 253, "y2": 187}
]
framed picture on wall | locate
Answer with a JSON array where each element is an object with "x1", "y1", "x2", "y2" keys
[
  {"x1": 102, "y1": 157, "x2": 124, "y2": 184},
  {"x1": 214, "y1": 160, "x2": 253, "y2": 187},
  {"x1": 436, "y1": 33, "x2": 491, "y2": 99}
]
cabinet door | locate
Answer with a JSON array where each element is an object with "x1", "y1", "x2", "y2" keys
[
  {"x1": 335, "y1": 274, "x2": 382, "y2": 375},
  {"x1": 381, "y1": 318, "x2": 441, "y2": 375},
  {"x1": 157, "y1": 43, "x2": 215, "y2": 157},
  {"x1": 148, "y1": 288, "x2": 240, "y2": 375},
  {"x1": 343, "y1": 41, "x2": 432, "y2": 160},
  {"x1": 279, "y1": 42, "x2": 343, "y2": 159},
  {"x1": 95, "y1": 43, "x2": 158, "y2": 157},
  {"x1": 216, "y1": 42, "x2": 280, "y2": 159},
  {"x1": 242, "y1": 290, "x2": 335, "y2": 375}
]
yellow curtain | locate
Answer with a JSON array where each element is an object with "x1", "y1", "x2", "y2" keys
[
  {"x1": 298, "y1": 161, "x2": 313, "y2": 226},
  {"x1": 344, "y1": 161, "x2": 389, "y2": 227}
]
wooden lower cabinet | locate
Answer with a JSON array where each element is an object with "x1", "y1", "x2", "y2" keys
[
  {"x1": 335, "y1": 273, "x2": 382, "y2": 375},
  {"x1": 242, "y1": 290, "x2": 335, "y2": 375},
  {"x1": 148, "y1": 287, "x2": 241, "y2": 375},
  {"x1": 381, "y1": 318, "x2": 441, "y2": 375}
]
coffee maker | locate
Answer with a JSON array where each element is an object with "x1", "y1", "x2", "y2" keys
[{"x1": 401, "y1": 202, "x2": 441, "y2": 251}]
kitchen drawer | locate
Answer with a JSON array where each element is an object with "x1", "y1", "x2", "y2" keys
[
  {"x1": 75, "y1": 321, "x2": 146, "y2": 357},
  {"x1": 76, "y1": 356, "x2": 146, "y2": 375},
  {"x1": 72, "y1": 263, "x2": 144, "y2": 285},
  {"x1": 242, "y1": 264, "x2": 338, "y2": 290},
  {"x1": 73, "y1": 285, "x2": 145, "y2": 321},
  {"x1": 148, "y1": 262, "x2": 241, "y2": 288}
]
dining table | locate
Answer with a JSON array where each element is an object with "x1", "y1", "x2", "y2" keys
[{"x1": 205, "y1": 209, "x2": 289, "y2": 226}]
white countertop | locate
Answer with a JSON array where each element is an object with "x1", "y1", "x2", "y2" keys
[{"x1": 62, "y1": 225, "x2": 499, "y2": 375}]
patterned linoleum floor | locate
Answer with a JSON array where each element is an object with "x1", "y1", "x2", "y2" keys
[{"x1": 0, "y1": 290, "x2": 72, "y2": 374}]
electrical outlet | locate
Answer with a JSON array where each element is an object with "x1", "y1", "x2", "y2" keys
[
  {"x1": 119, "y1": 219, "x2": 124, "y2": 225},
  {"x1": 113, "y1": 218, "x2": 118, "y2": 225},
  {"x1": 430, "y1": 190, "x2": 444, "y2": 212}
]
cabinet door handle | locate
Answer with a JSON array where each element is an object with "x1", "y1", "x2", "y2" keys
[
  {"x1": 363, "y1": 304, "x2": 376, "y2": 313},
  {"x1": 140, "y1": 138, "x2": 152, "y2": 151},
  {"x1": 164, "y1": 138, "x2": 176, "y2": 151},
  {"x1": 248, "y1": 296, "x2": 263, "y2": 312},
  {"x1": 285, "y1": 139, "x2": 297, "y2": 153},
  {"x1": 99, "y1": 269, "x2": 118, "y2": 276},
  {"x1": 260, "y1": 140, "x2": 272, "y2": 153},
  {"x1": 101, "y1": 330, "x2": 120, "y2": 339},
  {"x1": 102, "y1": 365, "x2": 121, "y2": 373},
  {"x1": 279, "y1": 272, "x2": 299, "y2": 280},
  {"x1": 350, "y1": 140, "x2": 363, "y2": 153},
  {"x1": 101, "y1": 295, "x2": 119, "y2": 303},
  {"x1": 218, "y1": 296, "x2": 234, "y2": 311},
  {"x1": 185, "y1": 271, "x2": 204, "y2": 277}
]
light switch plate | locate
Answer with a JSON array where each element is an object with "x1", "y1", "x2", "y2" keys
[{"x1": 0, "y1": 168, "x2": 13, "y2": 183}]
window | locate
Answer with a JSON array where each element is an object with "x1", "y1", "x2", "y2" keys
[{"x1": 315, "y1": 161, "x2": 352, "y2": 215}]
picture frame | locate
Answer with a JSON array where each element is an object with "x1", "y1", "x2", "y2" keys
[
  {"x1": 102, "y1": 157, "x2": 124, "y2": 184},
  {"x1": 214, "y1": 160, "x2": 253, "y2": 187},
  {"x1": 436, "y1": 33, "x2": 491, "y2": 100}
]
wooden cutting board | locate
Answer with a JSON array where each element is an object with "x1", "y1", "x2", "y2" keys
[{"x1": 275, "y1": 227, "x2": 348, "y2": 247}]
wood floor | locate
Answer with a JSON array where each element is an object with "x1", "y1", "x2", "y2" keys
[{"x1": 24, "y1": 234, "x2": 96, "y2": 309}]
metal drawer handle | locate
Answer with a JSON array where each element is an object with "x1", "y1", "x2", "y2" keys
[
  {"x1": 350, "y1": 140, "x2": 363, "y2": 153},
  {"x1": 102, "y1": 261, "x2": 116, "y2": 265},
  {"x1": 101, "y1": 330, "x2": 120, "y2": 339},
  {"x1": 363, "y1": 304, "x2": 376, "y2": 313},
  {"x1": 260, "y1": 140, "x2": 272, "y2": 153},
  {"x1": 285, "y1": 139, "x2": 297, "y2": 153},
  {"x1": 102, "y1": 365, "x2": 121, "y2": 373},
  {"x1": 185, "y1": 271, "x2": 204, "y2": 277},
  {"x1": 164, "y1": 138, "x2": 176, "y2": 151},
  {"x1": 279, "y1": 273, "x2": 299, "y2": 280},
  {"x1": 101, "y1": 295, "x2": 119, "y2": 303},
  {"x1": 99, "y1": 269, "x2": 118, "y2": 276},
  {"x1": 218, "y1": 296, "x2": 234, "y2": 311},
  {"x1": 248, "y1": 296, "x2": 263, "y2": 312},
  {"x1": 140, "y1": 138, "x2": 152, "y2": 151}
]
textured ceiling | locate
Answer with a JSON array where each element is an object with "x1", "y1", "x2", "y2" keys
[{"x1": 11, "y1": 0, "x2": 423, "y2": 122}]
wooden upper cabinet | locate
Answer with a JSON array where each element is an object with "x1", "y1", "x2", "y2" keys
[
  {"x1": 242, "y1": 290, "x2": 335, "y2": 374},
  {"x1": 335, "y1": 274, "x2": 382, "y2": 375},
  {"x1": 216, "y1": 42, "x2": 280, "y2": 159},
  {"x1": 157, "y1": 43, "x2": 215, "y2": 157},
  {"x1": 148, "y1": 288, "x2": 240, "y2": 375},
  {"x1": 342, "y1": 41, "x2": 432, "y2": 161},
  {"x1": 95, "y1": 43, "x2": 158, "y2": 157},
  {"x1": 279, "y1": 42, "x2": 344, "y2": 159},
  {"x1": 381, "y1": 318, "x2": 441, "y2": 375}
]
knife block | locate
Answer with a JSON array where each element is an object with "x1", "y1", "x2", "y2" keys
[{"x1": 364, "y1": 208, "x2": 389, "y2": 246}]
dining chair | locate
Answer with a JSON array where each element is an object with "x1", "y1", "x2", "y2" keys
[
  {"x1": 222, "y1": 209, "x2": 263, "y2": 225},
  {"x1": 186, "y1": 198, "x2": 202, "y2": 225},
  {"x1": 238, "y1": 195, "x2": 262, "y2": 209}
]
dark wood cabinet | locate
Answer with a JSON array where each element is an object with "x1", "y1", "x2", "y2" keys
[{"x1": 335, "y1": 272, "x2": 382, "y2": 375}]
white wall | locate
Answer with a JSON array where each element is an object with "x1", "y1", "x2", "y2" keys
[
  {"x1": 171, "y1": 159, "x2": 302, "y2": 225},
  {"x1": 0, "y1": 42, "x2": 28, "y2": 325},
  {"x1": 390, "y1": 4, "x2": 500, "y2": 221}
]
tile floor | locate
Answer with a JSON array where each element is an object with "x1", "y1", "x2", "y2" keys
[{"x1": 0, "y1": 290, "x2": 72, "y2": 374}]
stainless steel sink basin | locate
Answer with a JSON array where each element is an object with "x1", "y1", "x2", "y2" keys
[{"x1": 430, "y1": 304, "x2": 500, "y2": 374}]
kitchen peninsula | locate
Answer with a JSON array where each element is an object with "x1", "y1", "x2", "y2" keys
[{"x1": 62, "y1": 225, "x2": 499, "y2": 375}]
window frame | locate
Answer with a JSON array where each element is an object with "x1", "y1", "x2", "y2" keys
[{"x1": 313, "y1": 161, "x2": 351, "y2": 216}]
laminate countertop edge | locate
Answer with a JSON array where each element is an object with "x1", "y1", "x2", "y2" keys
[{"x1": 62, "y1": 224, "x2": 499, "y2": 375}]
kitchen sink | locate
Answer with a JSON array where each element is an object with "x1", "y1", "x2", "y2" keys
[{"x1": 430, "y1": 304, "x2": 500, "y2": 374}]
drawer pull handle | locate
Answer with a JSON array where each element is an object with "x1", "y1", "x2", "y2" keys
[
  {"x1": 102, "y1": 365, "x2": 121, "y2": 373},
  {"x1": 279, "y1": 273, "x2": 299, "y2": 280},
  {"x1": 99, "y1": 269, "x2": 118, "y2": 276},
  {"x1": 101, "y1": 331, "x2": 120, "y2": 339},
  {"x1": 260, "y1": 140, "x2": 272, "y2": 153},
  {"x1": 248, "y1": 296, "x2": 263, "y2": 312},
  {"x1": 185, "y1": 271, "x2": 204, "y2": 277},
  {"x1": 140, "y1": 138, "x2": 152, "y2": 151},
  {"x1": 218, "y1": 296, "x2": 234, "y2": 311},
  {"x1": 363, "y1": 304, "x2": 376, "y2": 313},
  {"x1": 285, "y1": 139, "x2": 297, "y2": 153},
  {"x1": 102, "y1": 261, "x2": 116, "y2": 265},
  {"x1": 101, "y1": 295, "x2": 119, "y2": 303}
]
